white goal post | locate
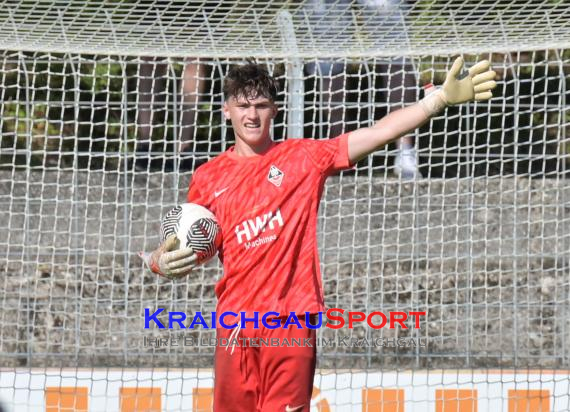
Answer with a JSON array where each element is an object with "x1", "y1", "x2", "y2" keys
[{"x1": 0, "y1": 1, "x2": 569, "y2": 411}]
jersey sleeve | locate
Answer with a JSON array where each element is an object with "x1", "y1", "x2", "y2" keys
[
  {"x1": 186, "y1": 169, "x2": 205, "y2": 205},
  {"x1": 301, "y1": 133, "x2": 354, "y2": 176}
]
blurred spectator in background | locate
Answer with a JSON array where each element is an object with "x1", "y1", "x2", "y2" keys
[
  {"x1": 135, "y1": 58, "x2": 205, "y2": 171},
  {"x1": 133, "y1": 1, "x2": 224, "y2": 171},
  {"x1": 303, "y1": 0, "x2": 353, "y2": 139},
  {"x1": 359, "y1": 0, "x2": 420, "y2": 178},
  {"x1": 304, "y1": 0, "x2": 421, "y2": 178}
]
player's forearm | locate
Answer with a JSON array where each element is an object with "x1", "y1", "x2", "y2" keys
[
  {"x1": 347, "y1": 97, "x2": 441, "y2": 164},
  {"x1": 374, "y1": 98, "x2": 436, "y2": 138}
]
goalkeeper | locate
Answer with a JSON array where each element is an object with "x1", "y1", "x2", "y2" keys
[{"x1": 142, "y1": 57, "x2": 496, "y2": 412}]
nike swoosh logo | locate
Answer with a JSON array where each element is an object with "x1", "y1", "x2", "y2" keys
[
  {"x1": 214, "y1": 187, "x2": 229, "y2": 198},
  {"x1": 284, "y1": 404, "x2": 305, "y2": 412}
]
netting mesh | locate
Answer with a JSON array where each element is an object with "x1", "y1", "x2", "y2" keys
[
  {"x1": 1, "y1": 1, "x2": 569, "y2": 57},
  {"x1": 0, "y1": 0, "x2": 570, "y2": 410}
]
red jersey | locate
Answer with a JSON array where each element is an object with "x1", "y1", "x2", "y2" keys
[{"x1": 187, "y1": 134, "x2": 352, "y2": 317}]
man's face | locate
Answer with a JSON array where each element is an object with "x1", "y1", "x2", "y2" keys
[{"x1": 223, "y1": 95, "x2": 277, "y2": 147}]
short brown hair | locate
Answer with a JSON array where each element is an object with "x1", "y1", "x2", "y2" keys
[{"x1": 223, "y1": 63, "x2": 279, "y2": 102}]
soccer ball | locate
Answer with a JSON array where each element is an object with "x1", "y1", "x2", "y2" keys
[{"x1": 160, "y1": 203, "x2": 222, "y2": 264}]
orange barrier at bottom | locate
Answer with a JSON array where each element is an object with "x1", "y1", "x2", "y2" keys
[
  {"x1": 435, "y1": 389, "x2": 477, "y2": 412},
  {"x1": 39, "y1": 384, "x2": 555, "y2": 411},
  {"x1": 508, "y1": 390, "x2": 550, "y2": 412},
  {"x1": 45, "y1": 387, "x2": 88, "y2": 412},
  {"x1": 119, "y1": 387, "x2": 161, "y2": 412},
  {"x1": 362, "y1": 389, "x2": 405, "y2": 412},
  {"x1": 192, "y1": 387, "x2": 214, "y2": 412}
]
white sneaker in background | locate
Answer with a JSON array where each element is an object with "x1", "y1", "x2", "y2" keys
[{"x1": 395, "y1": 147, "x2": 422, "y2": 179}]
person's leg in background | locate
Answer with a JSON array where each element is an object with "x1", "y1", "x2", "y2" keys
[
  {"x1": 305, "y1": 61, "x2": 346, "y2": 139},
  {"x1": 179, "y1": 59, "x2": 206, "y2": 155},
  {"x1": 302, "y1": 0, "x2": 352, "y2": 140},
  {"x1": 135, "y1": 56, "x2": 167, "y2": 170},
  {"x1": 386, "y1": 59, "x2": 422, "y2": 179},
  {"x1": 358, "y1": 0, "x2": 421, "y2": 178}
]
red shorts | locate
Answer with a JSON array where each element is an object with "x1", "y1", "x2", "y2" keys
[{"x1": 214, "y1": 317, "x2": 317, "y2": 412}]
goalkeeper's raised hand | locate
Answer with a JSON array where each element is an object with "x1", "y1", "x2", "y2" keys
[
  {"x1": 442, "y1": 57, "x2": 497, "y2": 104},
  {"x1": 420, "y1": 57, "x2": 497, "y2": 116},
  {"x1": 138, "y1": 236, "x2": 197, "y2": 279}
]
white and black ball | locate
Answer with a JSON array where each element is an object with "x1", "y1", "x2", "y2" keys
[{"x1": 160, "y1": 203, "x2": 222, "y2": 264}]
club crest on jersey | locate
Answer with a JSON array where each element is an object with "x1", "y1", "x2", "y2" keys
[{"x1": 268, "y1": 165, "x2": 284, "y2": 187}]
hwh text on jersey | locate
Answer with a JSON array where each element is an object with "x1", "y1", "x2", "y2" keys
[{"x1": 235, "y1": 208, "x2": 284, "y2": 248}]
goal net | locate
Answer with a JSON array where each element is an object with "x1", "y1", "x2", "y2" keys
[{"x1": 0, "y1": 1, "x2": 569, "y2": 411}]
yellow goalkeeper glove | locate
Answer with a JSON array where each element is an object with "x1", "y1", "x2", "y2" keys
[
  {"x1": 420, "y1": 57, "x2": 497, "y2": 115},
  {"x1": 442, "y1": 57, "x2": 497, "y2": 104}
]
